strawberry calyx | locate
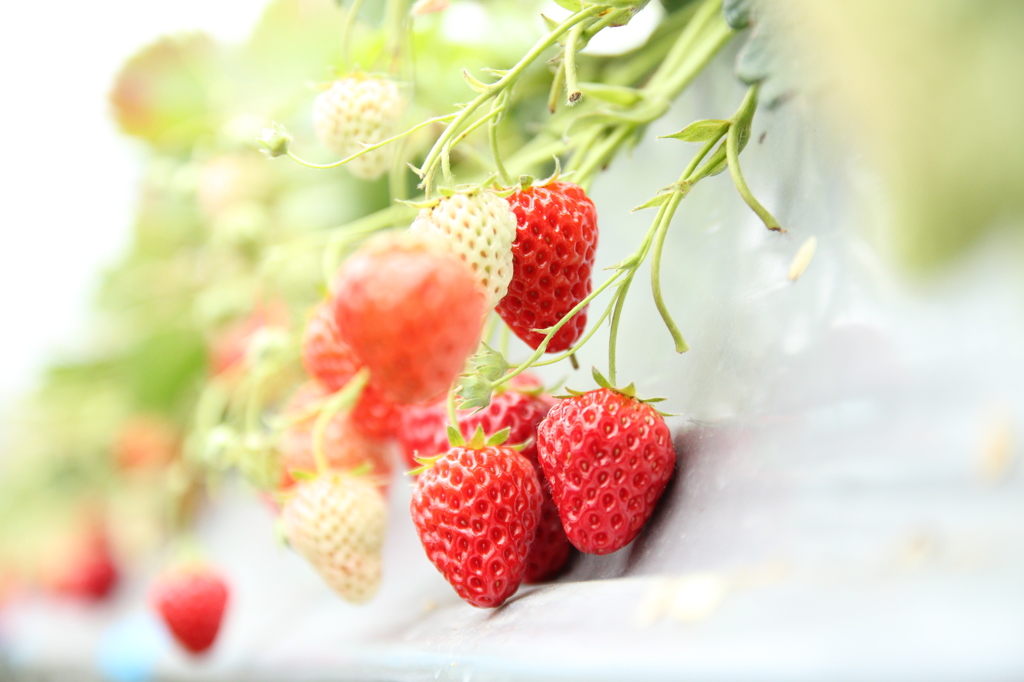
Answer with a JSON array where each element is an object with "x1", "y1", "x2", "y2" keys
[
  {"x1": 276, "y1": 463, "x2": 382, "y2": 502},
  {"x1": 558, "y1": 367, "x2": 671, "y2": 414},
  {"x1": 406, "y1": 425, "x2": 514, "y2": 476}
]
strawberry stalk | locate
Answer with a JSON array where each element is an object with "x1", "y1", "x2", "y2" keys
[{"x1": 312, "y1": 369, "x2": 369, "y2": 474}]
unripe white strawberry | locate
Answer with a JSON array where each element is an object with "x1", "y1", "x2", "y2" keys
[
  {"x1": 282, "y1": 473, "x2": 387, "y2": 603},
  {"x1": 409, "y1": 189, "x2": 517, "y2": 307},
  {"x1": 312, "y1": 76, "x2": 403, "y2": 181}
]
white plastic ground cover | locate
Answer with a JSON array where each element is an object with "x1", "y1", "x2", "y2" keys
[{"x1": 3, "y1": 46, "x2": 1024, "y2": 682}]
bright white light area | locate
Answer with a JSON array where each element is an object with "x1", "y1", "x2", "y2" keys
[
  {"x1": 0, "y1": 2, "x2": 265, "y2": 416},
  {"x1": 538, "y1": 0, "x2": 665, "y2": 56}
]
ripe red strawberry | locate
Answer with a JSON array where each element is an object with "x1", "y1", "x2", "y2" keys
[
  {"x1": 498, "y1": 181, "x2": 598, "y2": 353},
  {"x1": 524, "y1": 493, "x2": 572, "y2": 583},
  {"x1": 331, "y1": 232, "x2": 487, "y2": 405},
  {"x1": 410, "y1": 430, "x2": 543, "y2": 607},
  {"x1": 537, "y1": 387, "x2": 675, "y2": 555},
  {"x1": 282, "y1": 472, "x2": 387, "y2": 603},
  {"x1": 301, "y1": 301, "x2": 401, "y2": 439},
  {"x1": 150, "y1": 565, "x2": 229, "y2": 655},
  {"x1": 398, "y1": 374, "x2": 550, "y2": 468},
  {"x1": 280, "y1": 381, "x2": 392, "y2": 484},
  {"x1": 46, "y1": 525, "x2": 119, "y2": 601}
]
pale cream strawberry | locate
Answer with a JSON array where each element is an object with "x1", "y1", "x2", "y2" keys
[
  {"x1": 409, "y1": 189, "x2": 517, "y2": 307},
  {"x1": 312, "y1": 76, "x2": 403, "y2": 180},
  {"x1": 282, "y1": 473, "x2": 387, "y2": 603}
]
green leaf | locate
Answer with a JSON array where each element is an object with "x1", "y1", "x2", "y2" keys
[
  {"x1": 579, "y1": 82, "x2": 643, "y2": 107},
  {"x1": 462, "y1": 68, "x2": 491, "y2": 94},
  {"x1": 661, "y1": 119, "x2": 729, "y2": 142}
]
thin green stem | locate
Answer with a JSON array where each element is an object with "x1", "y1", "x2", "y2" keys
[
  {"x1": 547, "y1": 60, "x2": 564, "y2": 113},
  {"x1": 493, "y1": 268, "x2": 626, "y2": 389},
  {"x1": 607, "y1": 273, "x2": 635, "y2": 386},
  {"x1": 341, "y1": 0, "x2": 366, "y2": 69},
  {"x1": 564, "y1": 22, "x2": 585, "y2": 105},
  {"x1": 726, "y1": 85, "x2": 782, "y2": 231},
  {"x1": 488, "y1": 101, "x2": 512, "y2": 185},
  {"x1": 312, "y1": 369, "x2": 369, "y2": 474},
  {"x1": 287, "y1": 112, "x2": 456, "y2": 170},
  {"x1": 446, "y1": 382, "x2": 459, "y2": 430},
  {"x1": 650, "y1": 193, "x2": 689, "y2": 352},
  {"x1": 418, "y1": 5, "x2": 604, "y2": 193}
]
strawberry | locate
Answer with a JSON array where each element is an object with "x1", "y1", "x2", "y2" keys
[
  {"x1": 410, "y1": 429, "x2": 543, "y2": 608},
  {"x1": 282, "y1": 472, "x2": 387, "y2": 603},
  {"x1": 313, "y1": 76, "x2": 403, "y2": 180},
  {"x1": 150, "y1": 564, "x2": 229, "y2": 655},
  {"x1": 279, "y1": 381, "x2": 392, "y2": 483},
  {"x1": 399, "y1": 374, "x2": 551, "y2": 468},
  {"x1": 301, "y1": 301, "x2": 401, "y2": 439},
  {"x1": 409, "y1": 189, "x2": 518, "y2": 307},
  {"x1": 401, "y1": 375, "x2": 571, "y2": 582},
  {"x1": 536, "y1": 386, "x2": 675, "y2": 555},
  {"x1": 114, "y1": 414, "x2": 179, "y2": 470},
  {"x1": 524, "y1": 493, "x2": 572, "y2": 583},
  {"x1": 331, "y1": 232, "x2": 487, "y2": 405},
  {"x1": 46, "y1": 525, "x2": 119, "y2": 601},
  {"x1": 498, "y1": 181, "x2": 598, "y2": 353}
]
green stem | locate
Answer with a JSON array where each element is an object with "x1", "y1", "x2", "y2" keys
[
  {"x1": 493, "y1": 268, "x2": 626, "y2": 389},
  {"x1": 607, "y1": 273, "x2": 635, "y2": 386},
  {"x1": 418, "y1": 5, "x2": 604, "y2": 194},
  {"x1": 446, "y1": 383, "x2": 459, "y2": 431},
  {"x1": 489, "y1": 103, "x2": 512, "y2": 185},
  {"x1": 288, "y1": 112, "x2": 456, "y2": 170},
  {"x1": 312, "y1": 369, "x2": 370, "y2": 474},
  {"x1": 726, "y1": 85, "x2": 782, "y2": 231},
  {"x1": 341, "y1": 0, "x2": 366, "y2": 69},
  {"x1": 650, "y1": 193, "x2": 689, "y2": 352},
  {"x1": 564, "y1": 22, "x2": 585, "y2": 105}
]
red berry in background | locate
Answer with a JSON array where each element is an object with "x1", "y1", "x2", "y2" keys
[
  {"x1": 114, "y1": 414, "x2": 179, "y2": 470},
  {"x1": 279, "y1": 381, "x2": 392, "y2": 485},
  {"x1": 301, "y1": 301, "x2": 401, "y2": 440},
  {"x1": 498, "y1": 181, "x2": 598, "y2": 353},
  {"x1": 47, "y1": 526, "x2": 119, "y2": 601},
  {"x1": 150, "y1": 565, "x2": 229, "y2": 655},
  {"x1": 524, "y1": 493, "x2": 572, "y2": 583},
  {"x1": 411, "y1": 436, "x2": 543, "y2": 608},
  {"x1": 537, "y1": 388, "x2": 675, "y2": 555},
  {"x1": 331, "y1": 233, "x2": 487, "y2": 405},
  {"x1": 398, "y1": 374, "x2": 551, "y2": 468},
  {"x1": 209, "y1": 300, "x2": 289, "y2": 377}
]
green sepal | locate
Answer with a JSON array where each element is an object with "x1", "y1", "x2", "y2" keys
[
  {"x1": 462, "y1": 68, "x2": 492, "y2": 94},
  {"x1": 398, "y1": 197, "x2": 440, "y2": 210},
  {"x1": 467, "y1": 425, "x2": 488, "y2": 449},
  {"x1": 661, "y1": 119, "x2": 729, "y2": 143},
  {"x1": 481, "y1": 68, "x2": 508, "y2": 78},
  {"x1": 347, "y1": 462, "x2": 373, "y2": 477},
  {"x1": 507, "y1": 439, "x2": 530, "y2": 452},
  {"x1": 257, "y1": 123, "x2": 291, "y2": 159},
  {"x1": 486, "y1": 427, "x2": 512, "y2": 447},
  {"x1": 407, "y1": 453, "x2": 445, "y2": 476},
  {"x1": 579, "y1": 82, "x2": 643, "y2": 107},
  {"x1": 632, "y1": 192, "x2": 673, "y2": 212},
  {"x1": 519, "y1": 174, "x2": 535, "y2": 190},
  {"x1": 470, "y1": 344, "x2": 509, "y2": 382},
  {"x1": 592, "y1": 367, "x2": 613, "y2": 390},
  {"x1": 447, "y1": 425, "x2": 466, "y2": 447},
  {"x1": 458, "y1": 373, "x2": 494, "y2": 410},
  {"x1": 289, "y1": 469, "x2": 316, "y2": 481}
]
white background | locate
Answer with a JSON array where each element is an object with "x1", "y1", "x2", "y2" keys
[{"x1": 0, "y1": 1, "x2": 265, "y2": 418}]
